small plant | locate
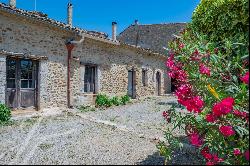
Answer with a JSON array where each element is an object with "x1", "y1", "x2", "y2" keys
[
  {"x1": 121, "y1": 95, "x2": 130, "y2": 105},
  {"x1": 78, "y1": 105, "x2": 95, "y2": 113},
  {"x1": 95, "y1": 94, "x2": 113, "y2": 108},
  {"x1": 0, "y1": 104, "x2": 11, "y2": 123},
  {"x1": 111, "y1": 96, "x2": 121, "y2": 106},
  {"x1": 95, "y1": 94, "x2": 131, "y2": 108}
]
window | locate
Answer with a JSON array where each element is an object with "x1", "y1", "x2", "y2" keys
[
  {"x1": 7, "y1": 59, "x2": 16, "y2": 88},
  {"x1": 84, "y1": 65, "x2": 96, "y2": 93},
  {"x1": 142, "y1": 69, "x2": 147, "y2": 86}
]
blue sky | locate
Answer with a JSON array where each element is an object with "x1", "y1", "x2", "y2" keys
[{"x1": 1, "y1": 0, "x2": 200, "y2": 37}]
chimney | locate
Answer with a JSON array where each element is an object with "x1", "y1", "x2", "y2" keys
[
  {"x1": 112, "y1": 22, "x2": 117, "y2": 41},
  {"x1": 135, "y1": 20, "x2": 139, "y2": 25},
  {"x1": 67, "y1": 3, "x2": 73, "y2": 27},
  {"x1": 9, "y1": 0, "x2": 16, "y2": 8}
]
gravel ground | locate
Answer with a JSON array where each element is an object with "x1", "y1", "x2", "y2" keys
[{"x1": 0, "y1": 96, "x2": 203, "y2": 165}]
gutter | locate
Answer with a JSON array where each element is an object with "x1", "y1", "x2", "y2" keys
[{"x1": 65, "y1": 35, "x2": 86, "y2": 108}]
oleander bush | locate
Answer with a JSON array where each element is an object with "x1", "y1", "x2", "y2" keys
[{"x1": 158, "y1": 0, "x2": 249, "y2": 165}]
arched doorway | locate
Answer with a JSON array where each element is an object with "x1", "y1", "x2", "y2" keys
[{"x1": 156, "y1": 71, "x2": 161, "y2": 96}]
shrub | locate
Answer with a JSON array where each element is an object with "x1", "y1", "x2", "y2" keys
[
  {"x1": 0, "y1": 104, "x2": 11, "y2": 123},
  {"x1": 111, "y1": 96, "x2": 121, "y2": 106},
  {"x1": 95, "y1": 94, "x2": 113, "y2": 107},
  {"x1": 96, "y1": 94, "x2": 131, "y2": 108},
  {"x1": 158, "y1": 0, "x2": 249, "y2": 165},
  {"x1": 192, "y1": 0, "x2": 249, "y2": 43},
  {"x1": 121, "y1": 95, "x2": 130, "y2": 105}
]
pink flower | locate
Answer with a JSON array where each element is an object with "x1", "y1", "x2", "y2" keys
[
  {"x1": 212, "y1": 97, "x2": 234, "y2": 117},
  {"x1": 162, "y1": 111, "x2": 168, "y2": 117},
  {"x1": 245, "y1": 150, "x2": 249, "y2": 161},
  {"x1": 189, "y1": 132, "x2": 203, "y2": 147},
  {"x1": 165, "y1": 57, "x2": 176, "y2": 70},
  {"x1": 221, "y1": 97, "x2": 234, "y2": 107},
  {"x1": 219, "y1": 125, "x2": 235, "y2": 137},
  {"x1": 206, "y1": 113, "x2": 216, "y2": 123},
  {"x1": 175, "y1": 70, "x2": 188, "y2": 82},
  {"x1": 162, "y1": 111, "x2": 171, "y2": 123},
  {"x1": 206, "y1": 161, "x2": 215, "y2": 165},
  {"x1": 201, "y1": 147, "x2": 223, "y2": 164},
  {"x1": 181, "y1": 96, "x2": 204, "y2": 113},
  {"x1": 175, "y1": 84, "x2": 192, "y2": 98},
  {"x1": 199, "y1": 63, "x2": 211, "y2": 76},
  {"x1": 201, "y1": 146, "x2": 209, "y2": 156},
  {"x1": 233, "y1": 149, "x2": 241, "y2": 156},
  {"x1": 212, "y1": 154, "x2": 224, "y2": 163},
  {"x1": 190, "y1": 49, "x2": 203, "y2": 61},
  {"x1": 168, "y1": 71, "x2": 175, "y2": 78},
  {"x1": 240, "y1": 72, "x2": 249, "y2": 84},
  {"x1": 233, "y1": 110, "x2": 248, "y2": 119}
]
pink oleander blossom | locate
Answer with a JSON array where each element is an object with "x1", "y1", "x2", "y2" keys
[
  {"x1": 233, "y1": 149, "x2": 241, "y2": 156},
  {"x1": 206, "y1": 113, "x2": 217, "y2": 123},
  {"x1": 219, "y1": 125, "x2": 235, "y2": 137},
  {"x1": 189, "y1": 132, "x2": 203, "y2": 147},
  {"x1": 199, "y1": 63, "x2": 211, "y2": 76},
  {"x1": 240, "y1": 72, "x2": 249, "y2": 84},
  {"x1": 212, "y1": 97, "x2": 234, "y2": 117},
  {"x1": 245, "y1": 150, "x2": 249, "y2": 161}
]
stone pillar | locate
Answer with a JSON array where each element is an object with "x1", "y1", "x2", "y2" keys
[
  {"x1": 0, "y1": 55, "x2": 6, "y2": 104},
  {"x1": 67, "y1": 3, "x2": 73, "y2": 28},
  {"x1": 38, "y1": 60, "x2": 49, "y2": 110},
  {"x1": 9, "y1": 0, "x2": 16, "y2": 8},
  {"x1": 112, "y1": 22, "x2": 117, "y2": 41}
]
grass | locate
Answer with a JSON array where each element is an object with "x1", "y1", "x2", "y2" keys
[{"x1": 78, "y1": 105, "x2": 96, "y2": 113}]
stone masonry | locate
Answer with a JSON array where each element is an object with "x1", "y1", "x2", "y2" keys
[
  {"x1": 0, "y1": 3, "x2": 169, "y2": 110},
  {"x1": 0, "y1": 55, "x2": 6, "y2": 104}
]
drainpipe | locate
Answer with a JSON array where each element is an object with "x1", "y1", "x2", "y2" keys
[{"x1": 65, "y1": 36, "x2": 85, "y2": 108}]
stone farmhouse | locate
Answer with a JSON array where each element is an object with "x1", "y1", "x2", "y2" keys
[{"x1": 0, "y1": 0, "x2": 184, "y2": 111}]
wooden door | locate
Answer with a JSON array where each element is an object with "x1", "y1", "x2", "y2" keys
[
  {"x1": 128, "y1": 70, "x2": 136, "y2": 99},
  {"x1": 6, "y1": 58, "x2": 38, "y2": 109}
]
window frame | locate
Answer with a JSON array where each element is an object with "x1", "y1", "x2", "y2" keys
[
  {"x1": 142, "y1": 68, "x2": 148, "y2": 87},
  {"x1": 83, "y1": 64, "x2": 97, "y2": 93}
]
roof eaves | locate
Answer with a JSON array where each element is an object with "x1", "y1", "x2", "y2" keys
[{"x1": 0, "y1": 2, "x2": 108, "y2": 39}]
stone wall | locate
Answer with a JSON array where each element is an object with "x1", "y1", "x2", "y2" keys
[
  {"x1": 0, "y1": 10, "x2": 169, "y2": 110},
  {"x1": 0, "y1": 11, "x2": 74, "y2": 109},
  {"x1": 0, "y1": 55, "x2": 6, "y2": 104},
  {"x1": 76, "y1": 39, "x2": 168, "y2": 104}
]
